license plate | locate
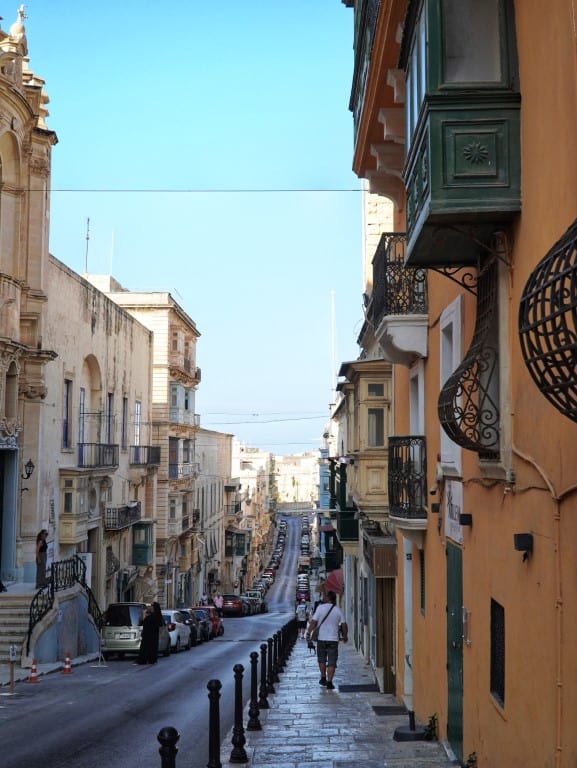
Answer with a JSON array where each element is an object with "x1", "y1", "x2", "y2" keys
[{"x1": 115, "y1": 632, "x2": 132, "y2": 640}]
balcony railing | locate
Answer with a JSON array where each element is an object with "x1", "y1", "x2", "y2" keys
[
  {"x1": 78, "y1": 443, "x2": 119, "y2": 468},
  {"x1": 105, "y1": 502, "x2": 142, "y2": 530},
  {"x1": 372, "y1": 233, "x2": 428, "y2": 328},
  {"x1": 224, "y1": 503, "x2": 241, "y2": 516},
  {"x1": 168, "y1": 462, "x2": 196, "y2": 480},
  {"x1": 169, "y1": 407, "x2": 201, "y2": 426},
  {"x1": 388, "y1": 436, "x2": 427, "y2": 520},
  {"x1": 129, "y1": 445, "x2": 161, "y2": 466}
]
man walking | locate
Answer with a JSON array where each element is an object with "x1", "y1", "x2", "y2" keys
[{"x1": 306, "y1": 590, "x2": 347, "y2": 690}]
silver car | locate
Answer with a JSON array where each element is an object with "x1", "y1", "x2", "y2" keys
[{"x1": 101, "y1": 602, "x2": 171, "y2": 660}]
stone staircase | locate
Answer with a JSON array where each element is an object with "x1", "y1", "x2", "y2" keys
[{"x1": 0, "y1": 590, "x2": 34, "y2": 665}]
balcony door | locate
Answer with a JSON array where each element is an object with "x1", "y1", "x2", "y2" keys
[{"x1": 446, "y1": 542, "x2": 463, "y2": 763}]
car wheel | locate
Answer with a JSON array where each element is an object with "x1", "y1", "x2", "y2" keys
[
  {"x1": 163, "y1": 644, "x2": 170, "y2": 657},
  {"x1": 185, "y1": 634, "x2": 191, "y2": 651},
  {"x1": 102, "y1": 652, "x2": 110, "y2": 661},
  {"x1": 219, "y1": 626, "x2": 224, "y2": 636},
  {"x1": 172, "y1": 638, "x2": 180, "y2": 654},
  {"x1": 117, "y1": 652, "x2": 125, "y2": 660}
]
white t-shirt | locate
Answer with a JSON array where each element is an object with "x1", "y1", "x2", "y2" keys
[
  {"x1": 296, "y1": 604, "x2": 308, "y2": 621},
  {"x1": 311, "y1": 602, "x2": 344, "y2": 641}
]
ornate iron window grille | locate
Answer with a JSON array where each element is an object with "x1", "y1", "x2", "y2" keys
[
  {"x1": 519, "y1": 216, "x2": 577, "y2": 422},
  {"x1": 388, "y1": 435, "x2": 427, "y2": 519},
  {"x1": 438, "y1": 258, "x2": 500, "y2": 460},
  {"x1": 372, "y1": 232, "x2": 428, "y2": 328}
]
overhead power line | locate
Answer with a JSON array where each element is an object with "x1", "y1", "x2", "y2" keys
[{"x1": 43, "y1": 187, "x2": 363, "y2": 194}]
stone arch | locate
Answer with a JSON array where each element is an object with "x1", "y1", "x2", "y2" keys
[
  {"x1": 79, "y1": 355, "x2": 102, "y2": 442},
  {"x1": 0, "y1": 129, "x2": 23, "y2": 275}
]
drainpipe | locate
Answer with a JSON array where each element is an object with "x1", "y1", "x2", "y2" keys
[{"x1": 512, "y1": 442, "x2": 577, "y2": 768}]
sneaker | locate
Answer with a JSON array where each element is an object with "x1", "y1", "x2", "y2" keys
[
  {"x1": 319, "y1": 677, "x2": 327, "y2": 686},
  {"x1": 326, "y1": 681, "x2": 335, "y2": 690}
]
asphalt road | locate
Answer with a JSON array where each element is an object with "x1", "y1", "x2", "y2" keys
[{"x1": 0, "y1": 515, "x2": 305, "y2": 768}]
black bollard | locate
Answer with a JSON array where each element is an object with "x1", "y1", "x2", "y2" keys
[
  {"x1": 207, "y1": 679, "x2": 222, "y2": 768},
  {"x1": 247, "y1": 651, "x2": 262, "y2": 731},
  {"x1": 272, "y1": 632, "x2": 280, "y2": 683},
  {"x1": 266, "y1": 637, "x2": 275, "y2": 694},
  {"x1": 157, "y1": 726, "x2": 179, "y2": 768},
  {"x1": 230, "y1": 664, "x2": 248, "y2": 763},
  {"x1": 258, "y1": 642, "x2": 269, "y2": 709}
]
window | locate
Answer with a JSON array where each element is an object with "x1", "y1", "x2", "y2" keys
[
  {"x1": 133, "y1": 400, "x2": 141, "y2": 446},
  {"x1": 368, "y1": 408, "x2": 385, "y2": 447},
  {"x1": 172, "y1": 331, "x2": 179, "y2": 352},
  {"x1": 368, "y1": 382, "x2": 384, "y2": 397},
  {"x1": 63, "y1": 379, "x2": 72, "y2": 448},
  {"x1": 442, "y1": 0, "x2": 501, "y2": 83},
  {"x1": 121, "y1": 397, "x2": 128, "y2": 450},
  {"x1": 490, "y1": 598, "x2": 505, "y2": 706},
  {"x1": 183, "y1": 439, "x2": 191, "y2": 463},
  {"x1": 78, "y1": 387, "x2": 86, "y2": 443},
  {"x1": 106, "y1": 393, "x2": 114, "y2": 443},
  {"x1": 169, "y1": 499, "x2": 176, "y2": 519}
]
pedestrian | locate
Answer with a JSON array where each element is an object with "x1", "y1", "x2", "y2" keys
[
  {"x1": 214, "y1": 592, "x2": 223, "y2": 616},
  {"x1": 295, "y1": 599, "x2": 309, "y2": 639},
  {"x1": 138, "y1": 601, "x2": 164, "y2": 664},
  {"x1": 305, "y1": 590, "x2": 348, "y2": 690},
  {"x1": 35, "y1": 529, "x2": 49, "y2": 588},
  {"x1": 200, "y1": 591, "x2": 208, "y2": 606},
  {"x1": 0, "y1": 578, "x2": 7, "y2": 592}
]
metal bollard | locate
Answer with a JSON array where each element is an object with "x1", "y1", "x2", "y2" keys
[
  {"x1": 207, "y1": 679, "x2": 223, "y2": 768},
  {"x1": 272, "y1": 632, "x2": 280, "y2": 683},
  {"x1": 229, "y1": 664, "x2": 248, "y2": 763},
  {"x1": 157, "y1": 726, "x2": 179, "y2": 768},
  {"x1": 266, "y1": 637, "x2": 275, "y2": 694},
  {"x1": 247, "y1": 651, "x2": 262, "y2": 731},
  {"x1": 258, "y1": 642, "x2": 269, "y2": 709}
]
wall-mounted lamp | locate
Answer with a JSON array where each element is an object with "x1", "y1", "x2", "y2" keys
[
  {"x1": 514, "y1": 532, "x2": 533, "y2": 561},
  {"x1": 459, "y1": 513, "x2": 473, "y2": 527},
  {"x1": 21, "y1": 459, "x2": 35, "y2": 480}
]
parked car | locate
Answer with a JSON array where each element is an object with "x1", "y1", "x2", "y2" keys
[
  {"x1": 240, "y1": 596, "x2": 254, "y2": 615},
  {"x1": 102, "y1": 602, "x2": 170, "y2": 660},
  {"x1": 178, "y1": 608, "x2": 201, "y2": 646},
  {"x1": 244, "y1": 589, "x2": 267, "y2": 613},
  {"x1": 192, "y1": 605, "x2": 223, "y2": 637},
  {"x1": 161, "y1": 610, "x2": 192, "y2": 652},
  {"x1": 192, "y1": 608, "x2": 213, "y2": 640},
  {"x1": 222, "y1": 593, "x2": 245, "y2": 616}
]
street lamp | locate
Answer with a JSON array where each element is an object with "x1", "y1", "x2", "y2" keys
[{"x1": 21, "y1": 459, "x2": 35, "y2": 480}]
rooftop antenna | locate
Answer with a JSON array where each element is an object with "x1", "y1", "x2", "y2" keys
[{"x1": 85, "y1": 217, "x2": 90, "y2": 273}]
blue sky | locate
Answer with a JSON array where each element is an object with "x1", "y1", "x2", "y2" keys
[{"x1": 24, "y1": 1, "x2": 362, "y2": 454}]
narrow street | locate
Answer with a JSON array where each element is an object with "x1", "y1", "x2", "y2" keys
[{"x1": 1, "y1": 518, "x2": 302, "y2": 768}]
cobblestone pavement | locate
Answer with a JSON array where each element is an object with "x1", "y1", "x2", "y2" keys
[{"x1": 220, "y1": 636, "x2": 459, "y2": 768}]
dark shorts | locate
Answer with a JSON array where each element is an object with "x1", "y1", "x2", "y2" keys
[
  {"x1": 297, "y1": 620, "x2": 307, "y2": 628},
  {"x1": 316, "y1": 640, "x2": 339, "y2": 667}
]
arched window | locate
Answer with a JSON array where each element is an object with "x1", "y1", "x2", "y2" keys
[{"x1": 5, "y1": 361, "x2": 18, "y2": 419}]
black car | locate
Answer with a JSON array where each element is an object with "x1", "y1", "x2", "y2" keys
[
  {"x1": 179, "y1": 608, "x2": 201, "y2": 646},
  {"x1": 192, "y1": 608, "x2": 212, "y2": 641}
]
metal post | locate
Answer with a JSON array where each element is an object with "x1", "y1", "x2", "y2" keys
[
  {"x1": 258, "y1": 642, "x2": 269, "y2": 709},
  {"x1": 229, "y1": 664, "x2": 248, "y2": 763},
  {"x1": 272, "y1": 632, "x2": 280, "y2": 683},
  {"x1": 157, "y1": 726, "x2": 179, "y2": 768},
  {"x1": 266, "y1": 637, "x2": 275, "y2": 694},
  {"x1": 247, "y1": 651, "x2": 262, "y2": 731},
  {"x1": 207, "y1": 679, "x2": 222, "y2": 768}
]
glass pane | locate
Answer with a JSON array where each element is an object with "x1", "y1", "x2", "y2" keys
[
  {"x1": 368, "y1": 407, "x2": 384, "y2": 446},
  {"x1": 442, "y1": 0, "x2": 501, "y2": 83}
]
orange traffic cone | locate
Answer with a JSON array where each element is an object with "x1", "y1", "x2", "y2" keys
[
  {"x1": 27, "y1": 658, "x2": 39, "y2": 684},
  {"x1": 62, "y1": 653, "x2": 73, "y2": 675}
]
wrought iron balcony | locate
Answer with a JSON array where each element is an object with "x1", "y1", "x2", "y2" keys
[
  {"x1": 129, "y1": 445, "x2": 161, "y2": 466},
  {"x1": 224, "y1": 503, "x2": 241, "y2": 516},
  {"x1": 388, "y1": 436, "x2": 427, "y2": 526},
  {"x1": 371, "y1": 232, "x2": 428, "y2": 366},
  {"x1": 78, "y1": 443, "x2": 119, "y2": 468},
  {"x1": 105, "y1": 502, "x2": 142, "y2": 530}
]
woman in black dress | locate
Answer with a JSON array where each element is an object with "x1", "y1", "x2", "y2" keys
[{"x1": 138, "y1": 602, "x2": 164, "y2": 664}]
